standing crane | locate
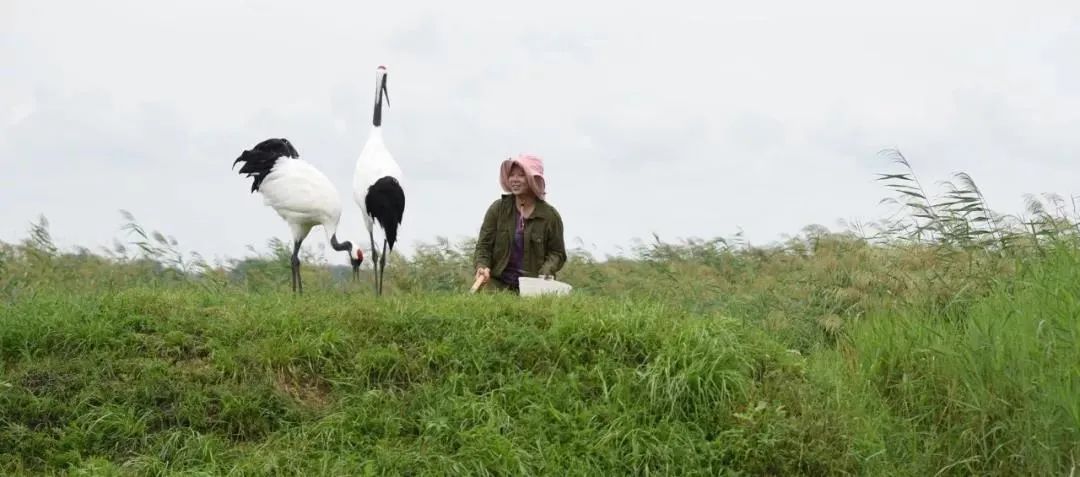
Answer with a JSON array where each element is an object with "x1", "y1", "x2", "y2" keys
[
  {"x1": 353, "y1": 65, "x2": 404, "y2": 296},
  {"x1": 234, "y1": 137, "x2": 363, "y2": 293}
]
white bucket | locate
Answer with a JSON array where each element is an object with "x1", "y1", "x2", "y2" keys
[{"x1": 518, "y1": 277, "x2": 573, "y2": 297}]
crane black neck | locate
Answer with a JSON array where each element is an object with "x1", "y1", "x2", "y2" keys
[
  {"x1": 330, "y1": 234, "x2": 352, "y2": 252},
  {"x1": 372, "y1": 99, "x2": 383, "y2": 128}
]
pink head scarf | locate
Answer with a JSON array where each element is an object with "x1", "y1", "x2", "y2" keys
[{"x1": 500, "y1": 154, "x2": 546, "y2": 200}]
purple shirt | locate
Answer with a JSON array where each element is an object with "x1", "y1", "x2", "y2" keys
[{"x1": 500, "y1": 211, "x2": 526, "y2": 288}]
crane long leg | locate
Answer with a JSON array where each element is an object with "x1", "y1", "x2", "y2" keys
[
  {"x1": 291, "y1": 239, "x2": 303, "y2": 295},
  {"x1": 368, "y1": 227, "x2": 379, "y2": 296},
  {"x1": 379, "y1": 240, "x2": 388, "y2": 295}
]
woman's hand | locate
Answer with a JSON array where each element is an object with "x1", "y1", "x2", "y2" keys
[{"x1": 469, "y1": 267, "x2": 490, "y2": 293}]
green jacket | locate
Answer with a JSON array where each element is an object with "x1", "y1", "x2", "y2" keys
[{"x1": 474, "y1": 195, "x2": 566, "y2": 279}]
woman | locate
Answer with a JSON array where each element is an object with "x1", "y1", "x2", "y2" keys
[{"x1": 473, "y1": 154, "x2": 566, "y2": 293}]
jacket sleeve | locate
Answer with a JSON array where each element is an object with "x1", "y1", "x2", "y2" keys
[
  {"x1": 474, "y1": 200, "x2": 499, "y2": 269},
  {"x1": 539, "y1": 209, "x2": 567, "y2": 276}
]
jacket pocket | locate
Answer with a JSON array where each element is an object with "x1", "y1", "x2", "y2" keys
[
  {"x1": 529, "y1": 227, "x2": 545, "y2": 245},
  {"x1": 528, "y1": 230, "x2": 545, "y2": 260}
]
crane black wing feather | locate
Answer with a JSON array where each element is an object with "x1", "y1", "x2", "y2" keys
[{"x1": 365, "y1": 176, "x2": 405, "y2": 250}]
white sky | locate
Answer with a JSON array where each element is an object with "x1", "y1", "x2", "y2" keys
[{"x1": 2, "y1": 0, "x2": 1079, "y2": 263}]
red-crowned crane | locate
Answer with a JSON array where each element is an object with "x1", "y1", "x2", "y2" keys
[
  {"x1": 233, "y1": 137, "x2": 363, "y2": 293},
  {"x1": 353, "y1": 66, "x2": 404, "y2": 296}
]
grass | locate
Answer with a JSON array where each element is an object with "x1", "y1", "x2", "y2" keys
[
  {"x1": 0, "y1": 151, "x2": 1078, "y2": 475},
  {"x1": 1, "y1": 290, "x2": 847, "y2": 475}
]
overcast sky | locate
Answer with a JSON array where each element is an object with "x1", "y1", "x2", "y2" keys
[{"x1": 2, "y1": 0, "x2": 1079, "y2": 263}]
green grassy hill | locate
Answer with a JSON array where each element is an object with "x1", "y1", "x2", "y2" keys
[{"x1": 2, "y1": 157, "x2": 1078, "y2": 475}]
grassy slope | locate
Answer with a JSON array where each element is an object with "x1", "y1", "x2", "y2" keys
[
  {"x1": 3, "y1": 290, "x2": 854, "y2": 476},
  {"x1": 1, "y1": 245, "x2": 1077, "y2": 475}
]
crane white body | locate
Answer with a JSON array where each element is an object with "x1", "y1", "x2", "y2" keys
[
  {"x1": 264, "y1": 158, "x2": 345, "y2": 244},
  {"x1": 352, "y1": 128, "x2": 403, "y2": 232}
]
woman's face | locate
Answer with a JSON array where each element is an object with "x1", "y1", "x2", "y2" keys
[{"x1": 508, "y1": 164, "x2": 529, "y2": 196}]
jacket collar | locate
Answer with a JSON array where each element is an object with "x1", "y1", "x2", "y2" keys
[{"x1": 501, "y1": 194, "x2": 554, "y2": 221}]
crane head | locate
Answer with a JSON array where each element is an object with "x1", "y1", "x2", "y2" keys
[
  {"x1": 351, "y1": 248, "x2": 364, "y2": 280},
  {"x1": 376, "y1": 66, "x2": 389, "y2": 108},
  {"x1": 371, "y1": 65, "x2": 391, "y2": 127}
]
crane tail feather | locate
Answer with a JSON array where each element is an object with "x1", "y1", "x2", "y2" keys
[
  {"x1": 233, "y1": 138, "x2": 300, "y2": 192},
  {"x1": 364, "y1": 176, "x2": 405, "y2": 250}
]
